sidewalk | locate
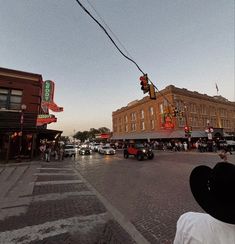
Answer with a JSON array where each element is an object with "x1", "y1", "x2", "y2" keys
[{"x1": 0, "y1": 160, "x2": 148, "y2": 244}]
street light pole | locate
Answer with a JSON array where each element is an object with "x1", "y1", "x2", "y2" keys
[{"x1": 18, "y1": 104, "x2": 27, "y2": 161}]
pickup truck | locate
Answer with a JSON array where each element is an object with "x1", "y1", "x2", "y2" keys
[{"x1": 123, "y1": 143, "x2": 154, "y2": 161}]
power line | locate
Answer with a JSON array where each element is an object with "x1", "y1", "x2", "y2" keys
[
  {"x1": 86, "y1": 0, "x2": 134, "y2": 60},
  {"x1": 75, "y1": 0, "x2": 144, "y2": 75},
  {"x1": 74, "y1": 0, "x2": 174, "y2": 107}
]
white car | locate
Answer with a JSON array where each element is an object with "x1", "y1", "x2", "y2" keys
[
  {"x1": 64, "y1": 145, "x2": 76, "y2": 157},
  {"x1": 99, "y1": 146, "x2": 116, "y2": 155}
]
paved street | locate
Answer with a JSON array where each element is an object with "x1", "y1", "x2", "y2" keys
[
  {"x1": 0, "y1": 160, "x2": 139, "y2": 244},
  {"x1": 0, "y1": 150, "x2": 234, "y2": 244},
  {"x1": 72, "y1": 150, "x2": 235, "y2": 243}
]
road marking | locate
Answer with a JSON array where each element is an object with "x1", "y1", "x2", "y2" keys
[
  {"x1": 37, "y1": 167, "x2": 74, "y2": 171},
  {"x1": 34, "y1": 173, "x2": 77, "y2": 176},
  {"x1": 0, "y1": 213, "x2": 109, "y2": 244},
  {"x1": 35, "y1": 180, "x2": 83, "y2": 185},
  {"x1": 31, "y1": 191, "x2": 95, "y2": 202}
]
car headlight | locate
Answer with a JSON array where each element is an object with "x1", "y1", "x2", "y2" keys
[{"x1": 142, "y1": 149, "x2": 146, "y2": 153}]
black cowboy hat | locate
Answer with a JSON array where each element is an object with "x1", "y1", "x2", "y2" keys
[{"x1": 190, "y1": 162, "x2": 235, "y2": 224}]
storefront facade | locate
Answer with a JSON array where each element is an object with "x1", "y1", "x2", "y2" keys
[
  {"x1": 0, "y1": 67, "x2": 62, "y2": 163},
  {"x1": 112, "y1": 85, "x2": 235, "y2": 142}
]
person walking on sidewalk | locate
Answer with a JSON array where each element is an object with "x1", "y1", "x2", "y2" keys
[
  {"x1": 45, "y1": 144, "x2": 51, "y2": 162},
  {"x1": 39, "y1": 143, "x2": 46, "y2": 160},
  {"x1": 59, "y1": 146, "x2": 64, "y2": 161},
  {"x1": 174, "y1": 162, "x2": 235, "y2": 244}
]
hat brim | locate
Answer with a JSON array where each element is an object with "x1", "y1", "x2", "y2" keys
[{"x1": 190, "y1": 165, "x2": 235, "y2": 224}]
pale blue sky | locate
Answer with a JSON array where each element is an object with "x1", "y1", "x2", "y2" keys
[{"x1": 0, "y1": 0, "x2": 234, "y2": 136}]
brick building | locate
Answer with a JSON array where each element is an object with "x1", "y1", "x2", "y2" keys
[
  {"x1": 0, "y1": 67, "x2": 62, "y2": 162},
  {"x1": 112, "y1": 85, "x2": 235, "y2": 142}
]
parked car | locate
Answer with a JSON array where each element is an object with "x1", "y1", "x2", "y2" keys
[
  {"x1": 97, "y1": 145, "x2": 104, "y2": 153},
  {"x1": 124, "y1": 143, "x2": 154, "y2": 161},
  {"x1": 91, "y1": 143, "x2": 101, "y2": 152},
  {"x1": 99, "y1": 146, "x2": 116, "y2": 155},
  {"x1": 219, "y1": 140, "x2": 235, "y2": 151},
  {"x1": 64, "y1": 144, "x2": 76, "y2": 157},
  {"x1": 79, "y1": 147, "x2": 92, "y2": 155}
]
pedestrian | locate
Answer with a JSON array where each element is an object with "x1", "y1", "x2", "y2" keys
[
  {"x1": 45, "y1": 144, "x2": 51, "y2": 162},
  {"x1": 54, "y1": 146, "x2": 59, "y2": 160},
  {"x1": 212, "y1": 140, "x2": 217, "y2": 152},
  {"x1": 183, "y1": 142, "x2": 188, "y2": 151},
  {"x1": 39, "y1": 143, "x2": 46, "y2": 160},
  {"x1": 218, "y1": 149, "x2": 227, "y2": 161},
  {"x1": 174, "y1": 162, "x2": 235, "y2": 244},
  {"x1": 59, "y1": 146, "x2": 64, "y2": 161}
]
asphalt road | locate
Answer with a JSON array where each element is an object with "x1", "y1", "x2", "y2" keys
[{"x1": 71, "y1": 150, "x2": 235, "y2": 244}]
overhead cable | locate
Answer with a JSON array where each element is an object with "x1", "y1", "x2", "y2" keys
[
  {"x1": 75, "y1": 0, "x2": 144, "y2": 75},
  {"x1": 75, "y1": 0, "x2": 174, "y2": 107}
]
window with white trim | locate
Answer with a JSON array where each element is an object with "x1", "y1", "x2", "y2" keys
[
  {"x1": 141, "y1": 121, "x2": 145, "y2": 130},
  {"x1": 151, "y1": 120, "x2": 154, "y2": 129},
  {"x1": 140, "y1": 109, "x2": 144, "y2": 119}
]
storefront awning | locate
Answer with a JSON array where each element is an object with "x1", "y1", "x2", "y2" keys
[
  {"x1": 111, "y1": 130, "x2": 208, "y2": 140},
  {"x1": 37, "y1": 128, "x2": 62, "y2": 141}
]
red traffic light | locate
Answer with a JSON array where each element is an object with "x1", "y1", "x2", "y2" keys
[
  {"x1": 139, "y1": 74, "x2": 149, "y2": 94},
  {"x1": 184, "y1": 126, "x2": 189, "y2": 132},
  {"x1": 140, "y1": 75, "x2": 147, "y2": 82}
]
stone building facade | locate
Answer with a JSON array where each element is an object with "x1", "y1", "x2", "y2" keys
[{"x1": 112, "y1": 85, "x2": 235, "y2": 141}]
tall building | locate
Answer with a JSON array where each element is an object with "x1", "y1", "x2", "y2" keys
[{"x1": 112, "y1": 85, "x2": 235, "y2": 141}]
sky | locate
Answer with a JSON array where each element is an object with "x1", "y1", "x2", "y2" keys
[{"x1": 0, "y1": 0, "x2": 234, "y2": 136}]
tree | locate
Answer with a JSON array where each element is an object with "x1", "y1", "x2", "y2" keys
[
  {"x1": 74, "y1": 127, "x2": 111, "y2": 142},
  {"x1": 98, "y1": 127, "x2": 110, "y2": 133},
  {"x1": 89, "y1": 128, "x2": 100, "y2": 139},
  {"x1": 74, "y1": 131, "x2": 89, "y2": 142}
]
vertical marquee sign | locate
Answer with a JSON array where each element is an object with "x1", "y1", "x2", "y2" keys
[
  {"x1": 43, "y1": 80, "x2": 54, "y2": 103},
  {"x1": 38, "y1": 80, "x2": 63, "y2": 126},
  {"x1": 42, "y1": 80, "x2": 63, "y2": 112}
]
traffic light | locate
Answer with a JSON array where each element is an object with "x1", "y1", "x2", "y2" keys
[
  {"x1": 140, "y1": 74, "x2": 149, "y2": 94},
  {"x1": 184, "y1": 126, "x2": 189, "y2": 133},
  {"x1": 149, "y1": 84, "x2": 156, "y2": 100},
  {"x1": 184, "y1": 126, "x2": 192, "y2": 137}
]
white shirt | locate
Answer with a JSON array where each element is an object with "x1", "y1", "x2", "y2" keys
[{"x1": 174, "y1": 212, "x2": 235, "y2": 244}]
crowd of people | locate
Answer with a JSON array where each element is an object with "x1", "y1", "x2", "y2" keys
[
  {"x1": 39, "y1": 143, "x2": 64, "y2": 162},
  {"x1": 138, "y1": 138, "x2": 228, "y2": 152}
]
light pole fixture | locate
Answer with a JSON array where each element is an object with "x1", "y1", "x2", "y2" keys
[{"x1": 18, "y1": 104, "x2": 27, "y2": 161}]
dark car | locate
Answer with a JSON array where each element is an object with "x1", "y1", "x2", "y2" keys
[
  {"x1": 79, "y1": 147, "x2": 92, "y2": 155},
  {"x1": 124, "y1": 143, "x2": 154, "y2": 161}
]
